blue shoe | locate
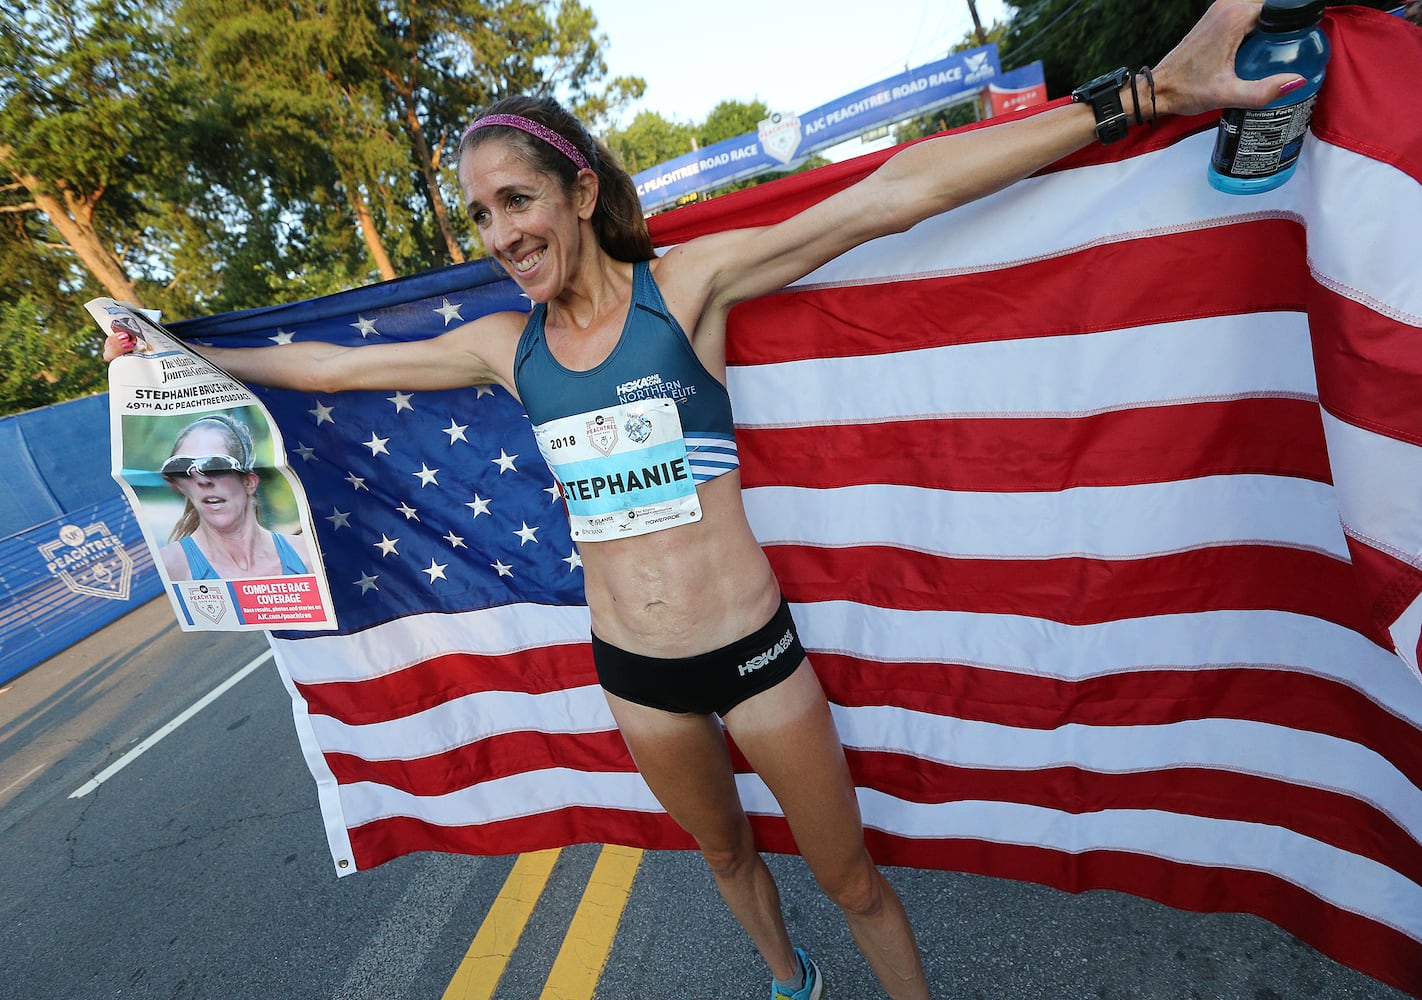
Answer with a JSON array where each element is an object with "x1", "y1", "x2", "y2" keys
[{"x1": 771, "y1": 947, "x2": 823, "y2": 1000}]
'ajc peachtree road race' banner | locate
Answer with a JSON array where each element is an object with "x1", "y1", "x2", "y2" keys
[
  {"x1": 125, "y1": 9, "x2": 1420, "y2": 994},
  {"x1": 87, "y1": 301, "x2": 337, "y2": 631},
  {"x1": 633, "y1": 44, "x2": 1006, "y2": 211}
]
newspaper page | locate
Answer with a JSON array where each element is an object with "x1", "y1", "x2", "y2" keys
[{"x1": 87, "y1": 298, "x2": 338, "y2": 631}]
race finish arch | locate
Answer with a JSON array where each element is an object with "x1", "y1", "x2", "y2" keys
[{"x1": 632, "y1": 46, "x2": 1046, "y2": 212}]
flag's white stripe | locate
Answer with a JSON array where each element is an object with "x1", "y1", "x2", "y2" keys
[
  {"x1": 1321, "y1": 411, "x2": 1422, "y2": 567},
  {"x1": 277, "y1": 601, "x2": 592, "y2": 684},
  {"x1": 744, "y1": 477, "x2": 1349, "y2": 561},
  {"x1": 330, "y1": 768, "x2": 1422, "y2": 943},
  {"x1": 728, "y1": 315, "x2": 1316, "y2": 426},
  {"x1": 308, "y1": 684, "x2": 613, "y2": 756},
  {"x1": 1305, "y1": 140, "x2": 1422, "y2": 324},
  {"x1": 795, "y1": 602, "x2": 1422, "y2": 727},
  {"x1": 790, "y1": 134, "x2": 1421, "y2": 327}
]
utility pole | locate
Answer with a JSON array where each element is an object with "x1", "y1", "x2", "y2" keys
[{"x1": 966, "y1": 0, "x2": 989, "y2": 45}]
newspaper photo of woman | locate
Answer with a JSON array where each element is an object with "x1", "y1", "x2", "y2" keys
[{"x1": 157, "y1": 413, "x2": 310, "y2": 581}]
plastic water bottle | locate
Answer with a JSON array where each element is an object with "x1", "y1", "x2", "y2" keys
[{"x1": 1208, "y1": 0, "x2": 1330, "y2": 194}]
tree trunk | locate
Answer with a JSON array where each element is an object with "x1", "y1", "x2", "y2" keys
[
  {"x1": 2, "y1": 150, "x2": 142, "y2": 305},
  {"x1": 400, "y1": 91, "x2": 464, "y2": 264},
  {"x1": 348, "y1": 183, "x2": 398, "y2": 280}
]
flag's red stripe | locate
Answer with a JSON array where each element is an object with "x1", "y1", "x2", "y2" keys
[
  {"x1": 1312, "y1": 7, "x2": 1422, "y2": 182},
  {"x1": 739, "y1": 398, "x2": 1330, "y2": 492},
  {"x1": 817, "y1": 656, "x2": 1422, "y2": 785},
  {"x1": 324, "y1": 728, "x2": 635, "y2": 791},
  {"x1": 1311, "y1": 289, "x2": 1422, "y2": 448},
  {"x1": 347, "y1": 807, "x2": 695, "y2": 871},
  {"x1": 725, "y1": 221, "x2": 1309, "y2": 367},
  {"x1": 768, "y1": 545, "x2": 1381, "y2": 640},
  {"x1": 295, "y1": 643, "x2": 597, "y2": 724}
]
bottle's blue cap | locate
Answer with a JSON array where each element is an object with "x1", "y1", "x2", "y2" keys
[{"x1": 1260, "y1": 0, "x2": 1327, "y2": 32}]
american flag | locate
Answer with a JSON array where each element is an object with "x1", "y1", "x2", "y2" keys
[{"x1": 170, "y1": 9, "x2": 1422, "y2": 993}]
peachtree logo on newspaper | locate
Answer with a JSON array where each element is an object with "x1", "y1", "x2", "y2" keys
[
  {"x1": 758, "y1": 113, "x2": 803, "y2": 165},
  {"x1": 38, "y1": 522, "x2": 134, "y2": 601},
  {"x1": 184, "y1": 583, "x2": 228, "y2": 624}
]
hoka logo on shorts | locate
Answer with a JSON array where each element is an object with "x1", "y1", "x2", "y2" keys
[{"x1": 738, "y1": 629, "x2": 795, "y2": 677}]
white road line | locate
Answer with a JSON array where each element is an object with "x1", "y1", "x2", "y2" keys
[{"x1": 69, "y1": 649, "x2": 274, "y2": 799}]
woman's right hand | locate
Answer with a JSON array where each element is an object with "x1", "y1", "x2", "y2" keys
[{"x1": 102, "y1": 329, "x2": 140, "y2": 363}]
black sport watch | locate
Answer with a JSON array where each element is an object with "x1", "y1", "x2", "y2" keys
[{"x1": 1072, "y1": 67, "x2": 1132, "y2": 145}]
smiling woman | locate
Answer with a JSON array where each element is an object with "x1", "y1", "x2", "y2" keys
[{"x1": 100, "y1": 7, "x2": 1304, "y2": 993}]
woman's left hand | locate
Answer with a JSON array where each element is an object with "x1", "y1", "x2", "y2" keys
[{"x1": 1153, "y1": 0, "x2": 1308, "y2": 118}]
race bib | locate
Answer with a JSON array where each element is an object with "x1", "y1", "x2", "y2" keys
[{"x1": 533, "y1": 399, "x2": 702, "y2": 541}]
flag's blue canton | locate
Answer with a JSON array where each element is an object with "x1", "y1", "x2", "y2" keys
[{"x1": 171, "y1": 260, "x2": 586, "y2": 638}]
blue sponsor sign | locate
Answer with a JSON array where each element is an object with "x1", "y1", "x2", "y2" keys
[
  {"x1": 634, "y1": 44, "x2": 1002, "y2": 211},
  {"x1": 0, "y1": 495, "x2": 163, "y2": 684}
]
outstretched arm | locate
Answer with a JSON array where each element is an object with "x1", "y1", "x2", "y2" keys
[
  {"x1": 104, "y1": 311, "x2": 525, "y2": 395},
  {"x1": 673, "y1": 0, "x2": 1302, "y2": 314}
]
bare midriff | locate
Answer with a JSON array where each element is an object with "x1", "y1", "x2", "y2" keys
[{"x1": 578, "y1": 471, "x2": 783, "y2": 657}]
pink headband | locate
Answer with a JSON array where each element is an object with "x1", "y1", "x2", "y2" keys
[{"x1": 463, "y1": 113, "x2": 591, "y2": 172}]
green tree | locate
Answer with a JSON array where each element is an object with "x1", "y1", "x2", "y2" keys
[
  {"x1": 604, "y1": 110, "x2": 697, "y2": 175},
  {"x1": 0, "y1": 0, "x2": 188, "y2": 305}
]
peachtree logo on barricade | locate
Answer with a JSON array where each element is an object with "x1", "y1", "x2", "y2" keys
[{"x1": 38, "y1": 522, "x2": 134, "y2": 601}]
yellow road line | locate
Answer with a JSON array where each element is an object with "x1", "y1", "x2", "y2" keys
[
  {"x1": 539, "y1": 845, "x2": 644, "y2": 1000},
  {"x1": 442, "y1": 849, "x2": 562, "y2": 1000}
]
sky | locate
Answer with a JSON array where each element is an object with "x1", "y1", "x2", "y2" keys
[{"x1": 584, "y1": 0, "x2": 1015, "y2": 129}]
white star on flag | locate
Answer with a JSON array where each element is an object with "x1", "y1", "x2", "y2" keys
[
  {"x1": 269, "y1": 329, "x2": 296, "y2": 345},
  {"x1": 310, "y1": 401, "x2": 335, "y2": 425},
  {"x1": 353, "y1": 572, "x2": 378, "y2": 594},
  {"x1": 388, "y1": 391, "x2": 414, "y2": 413},
  {"x1": 326, "y1": 508, "x2": 351, "y2": 530},
  {"x1": 422, "y1": 558, "x2": 449, "y2": 583},
  {"x1": 396, "y1": 502, "x2": 420, "y2": 521},
  {"x1": 466, "y1": 494, "x2": 491, "y2": 518},
  {"x1": 344, "y1": 472, "x2": 368, "y2": 492},
  {"x1": 563, "y1": 549, "x2": 582, "y2": 572},
  {"x1": 414, "y1": 464, "x2": 439, "y2": 487},
  {"x1": 493, "y1": 449, "x2": 518, "y2": 473},
  {"x1": 352, "y1": 316, "x2": 379, "y2": 337},
  {"x1": 362, "y1": 433, "x2": 390, "y2": 456},
  {"x1": 374, "y1": 535, "x2": 399, "y2": 556},
  {"x1": 492, "y1": 559, "x2": 513, "y2": 578},
  {"x1": 514, "y1": 522, "x2": 539, "y2": 546},
  {"x1": 444, "y1": 531, "x2": 466, "y2": 549},
  {"x1": 443, "y1": 420, "x2": 469, "y2": 444},
  {"x1": 294, "y1": 443, "x2": 317, "y2": 462},
  {"x1": 435, "y1": 298, "x2": 463, "y2": 325}
]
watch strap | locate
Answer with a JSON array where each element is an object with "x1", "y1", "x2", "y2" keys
[{"x1": 1072, "y1": 68, "x2": 1131, "y2": 145}]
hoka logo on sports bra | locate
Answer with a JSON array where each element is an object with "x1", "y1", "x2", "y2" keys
[{"x1": 614, "y1": 370, "x2": 699, "y2": 406}]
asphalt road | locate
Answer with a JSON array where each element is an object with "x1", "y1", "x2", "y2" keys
[{"x1": 0, "y1": 596, "x2": 1411, "y2": 999}]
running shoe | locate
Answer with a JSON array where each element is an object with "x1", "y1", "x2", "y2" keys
[{"x1": 771, "y1": 947, "x2": 823, "y2": 1000}]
